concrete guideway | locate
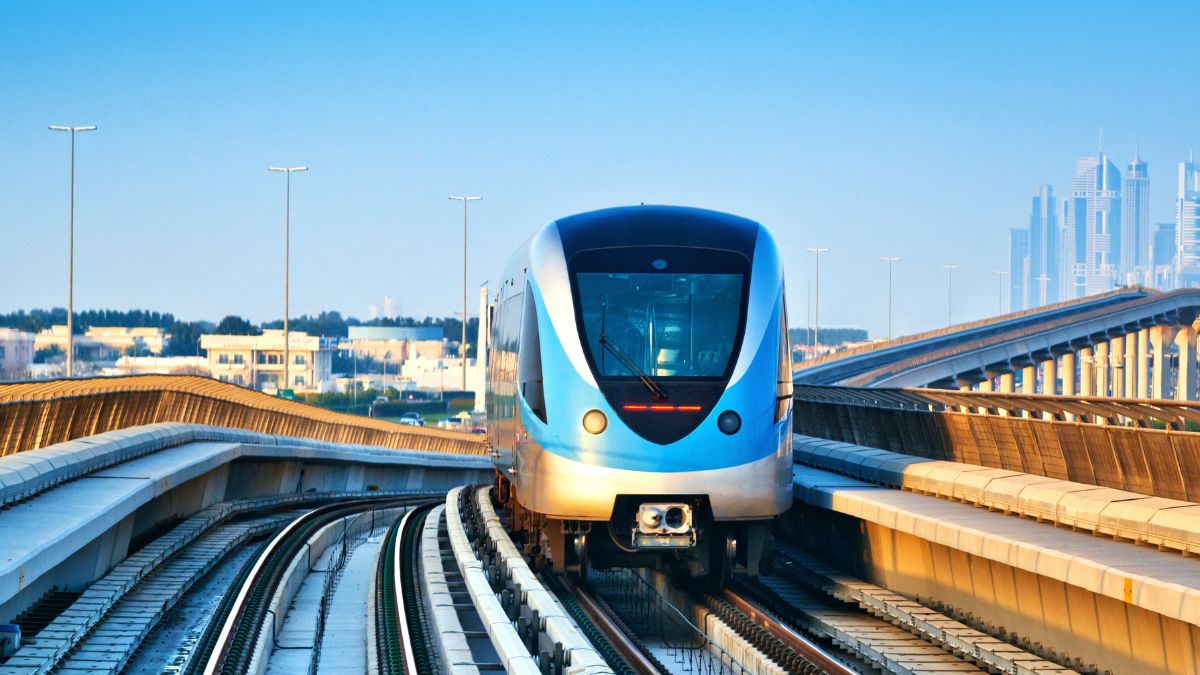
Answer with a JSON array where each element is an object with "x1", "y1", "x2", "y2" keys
[
  {"x1": 0, "y1": 374, "x2": 484, "y2": 457},
  {"x1": 0, "y1": 423, "x2": 490, "y2": 620},
  {"x1": 794, "y1": 288, "x2": 1148, "y2": 385},
  {"x1": 794, "y1": 433, "x2": 1200, "y2": 555},
  {"x1": 795, "y1": 287, "x2": 1200, "y2": 397},
  {"x1": 790, "y1": 460, "x2": 1200, "y2": 673},
  {"x1": 0, "y1": 422, "x2": 490, "y2": 674},
  {"x1": 792, "y1": 385, "x2": 1200, "y2": 503}
]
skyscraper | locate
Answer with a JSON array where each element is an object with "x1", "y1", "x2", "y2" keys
[
  {"x1": 1028, "y1": 185, "x2": 1058, "y2": 306},
  {"x1": 1177, "y1": 158, "x2": 1200, "y2": 288},
  {"x1": 1152, "y1": 222, "x2": 1175, "y2": 289},
  {"x1": 1009, "y1": 228, "x2": 1030, "y2": 311},
  {"x1": 1122, "y1": 148, "x2": 1150, "y2": 285},
  {"x1": 1060, "y1": 153, "x2": 1122, "y2": 298}
]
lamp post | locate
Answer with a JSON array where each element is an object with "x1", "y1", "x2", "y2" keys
[
  {"x1": 49, "y1": 124, "x2": 97, "y2": 377},
  {"x1": 881, "y1": 257, "x2": 900, "y2": 340},
  {"x1": 991, "y1": 270, "x2": 1009, "y2": 315},
  {"x1": 806, "y1": 248, "x2": 829, "y2": 347},
  {"x1": 942, "y1": 264, "x2": 960, "y2": 327},
  {"x1": 449, "y1": 195, "x2": 482, "y2": 389},
  {"x1": 268, "y1": 166, "x2": 307, "y2": 393}
]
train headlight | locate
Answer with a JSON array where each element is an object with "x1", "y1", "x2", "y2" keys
[
  {"x1": 717, "y1": 410, "x2": 741, "y2": 435},
  {"x1": 582, "y1": 409, "x2": 608, "y2": 434}
]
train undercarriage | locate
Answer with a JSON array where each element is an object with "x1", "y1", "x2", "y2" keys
[{"x1": 494, "y1": 471, "x2": 771, "y2": 581}]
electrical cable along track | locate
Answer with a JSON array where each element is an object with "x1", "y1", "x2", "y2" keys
[{"x1": 182, "y1": 496, "x2": 431, "y2": 675}]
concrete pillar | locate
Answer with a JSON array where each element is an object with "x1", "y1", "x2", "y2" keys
[
  {"x1": 977, "y1": 377, "x2": 993, "y2": 393},
  {"x1": 1175, "y1": 325, "x2": 1197, "y2": 401},
  {"x1": 1020, "y1": 365, "x2": 1036, "y2": 395},
  {"x1": 1095, "y1": 342, "x2": 1109, "y2": 397},
  {"x1": 998, "y1": 372, "x2": 1014, "y2": 394},
  {"x1": 1124, "y1": 333, "x2": 1137, "y2": 398},
  {"x1": 1150, "y1": 325, "x2": 1178, "y2": 400},
  {"x1": 1078, "y1": 347, "x2": 1093, "y2": 396},
  {"x1": 1060, "y1": 352, "x2": 1076, "y2": 397},
  {"x1": 1108, "y1": 337, "x2": 1124, "y2": 398},
  {"x1": 1136, "y1": 328, "x2": 1150, "y2": 398},
  {"x1": 1040, "y1": 357, "x2": 1057, "y2": 396}
]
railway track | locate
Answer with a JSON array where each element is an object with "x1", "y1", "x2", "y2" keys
[
  {"x1": 374, "y1": 500, "x2": 438, "y2": 675},
  {"x1": 183, "y1": 496, "x2": 428, "y2": 675}
]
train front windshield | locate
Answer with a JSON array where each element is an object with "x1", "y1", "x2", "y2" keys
[{"x1": 576, "y1": 271, "x2": 744, "y2": 379}]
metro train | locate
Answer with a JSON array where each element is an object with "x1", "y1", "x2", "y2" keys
[{"x1": 485, "y1": 205, "x2": 793, "y2": 578}]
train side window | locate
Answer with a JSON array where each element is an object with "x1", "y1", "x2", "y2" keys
[
  {"x1": 775, "y1": 295, "x2": 793, "y2": 422},
  {"x1": 518, "y1": 282, "x2": 547, "y2": 423}
]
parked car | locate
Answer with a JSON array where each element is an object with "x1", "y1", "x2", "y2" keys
[{"x1": 398, "y1": 411, "x2": 424, "y2": 426}]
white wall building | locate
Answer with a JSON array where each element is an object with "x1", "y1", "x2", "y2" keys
[
  {"x1": 201, "y1": 330, "x2": 334, "y2": 392},
  {"x1": 0, "y1": 329, "x2": 35, "y2": 380}
]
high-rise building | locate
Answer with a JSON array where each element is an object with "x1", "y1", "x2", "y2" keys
[
  {"x1": 1060, "y1": 153, "x2": 1122, "y2": 298},
  {"x1": 1028, "y1": 185, "x2": 1058, "y2": 306},
  {"x1": 1122, "y1": 149, "x2": 1150, "y2": 285},
  {"x1": 1009, "y1": 228, "x2": 1030, "y2": 312},
  {"x1": 1176, "y1": 158, "x2": 1200, "y2": 287},
  {"x1": 1152, "y1": 222, "x2": 1175, "y2": 289}
]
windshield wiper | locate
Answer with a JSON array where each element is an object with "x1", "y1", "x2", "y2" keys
[{"x1": 598, "y1": 333, "x2": 667, "y2": 400}]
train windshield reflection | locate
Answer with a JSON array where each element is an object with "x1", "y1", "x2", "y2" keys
[{"x1": 576, "y1": 272, "x2": 743, "y2": 378}]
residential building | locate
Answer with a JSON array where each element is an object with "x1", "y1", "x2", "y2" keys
[
  {"x1": 34, "y1": 325, "x2": 168, "y2": 362},
  {"x1": 0, "y1": 329, "x2": 35, "y2": 380},
  {"x1": 1060, "y1": 153, "x2": 1122, "y2": 298},
  {"x1": 201, "y1": 330, "x2": 334, "y2": 392},
  {"x1": 1176, "y1": 158, "x2": 1200, "y2": 287},
  {"x1": 1123, "y1": 149, "x2": 1151, "y2": 284},
  {"x1": 1009, "y1": 228, "x2": 1030, "y2": 312}
]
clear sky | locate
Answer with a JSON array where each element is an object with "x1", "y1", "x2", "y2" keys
[{"x1": 3, "y1": 2, "x2": 1197, "y2": 336}]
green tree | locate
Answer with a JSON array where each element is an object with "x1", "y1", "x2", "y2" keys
[{"x1": 215, "y1": 315, "x2": 261, "y2": 335}]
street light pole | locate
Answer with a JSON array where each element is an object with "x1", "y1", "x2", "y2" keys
[
  {"x1": 49, "y1": 124, "x2": 97, "y2": 377},
  {"x1": 880, "y1": 257, "x2": 900, "y2": 340},
  {"x1": 806, "y1": 248, "x2": 829, "y2": 347},
  {"x1": 991, "y1": 270, "x2": 1009, "y2": 315},
  {"x1": 269, "y1": 166, "x2": 307, "y2": 393},
  {"x1": 942, "y1": 264, "x2": 960, "y2": 327},
  {"x1": 449, "y1": 195, "x2": 482, "y2": 390}
]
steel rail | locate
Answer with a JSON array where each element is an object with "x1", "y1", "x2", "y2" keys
[
  {"x1": 377, "y1": 502, "x2": 437, "y2": 675},
  {"x1": 191, "y1": 496, "x2": 427, "y2": 675},
  {"x1": 554, "y1": 575, "x2": 662, "y2": 675},
  {"x1": 721, "y1": 587, "x2": 856, "y2": 675}
]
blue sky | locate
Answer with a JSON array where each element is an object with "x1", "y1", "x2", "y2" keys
[{"x1": 2, "y1": 2, "x2": 1197, "y2": 336}]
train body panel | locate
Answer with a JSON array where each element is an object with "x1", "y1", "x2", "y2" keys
[{"x1": 485, "y1": 205, "x2": 793, "y2": 575}]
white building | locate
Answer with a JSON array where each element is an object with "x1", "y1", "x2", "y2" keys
[
  {"x1": 102, "y1": 355, "x2": 210, "y2": 377},
  {"x1": 201, "y1": 330, "x2": 334, "y2": 393},
  {"x1": 0, "y1": 329, "x2": 35, "y2": 380},
  {"x1": 34, "y1": 325, "x2": 168, "y2": 362},
  {"x1": 399, "y1": 354, "x2": 481, "y2": 393}
]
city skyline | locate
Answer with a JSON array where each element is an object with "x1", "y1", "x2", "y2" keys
[{"x1": 4, "y1": 3, "x2": 1200, "y2": 338}]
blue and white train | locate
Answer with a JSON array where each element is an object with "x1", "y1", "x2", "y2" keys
[{"x1": 485, "y1": 205, "x2": 793, "y2": 578}]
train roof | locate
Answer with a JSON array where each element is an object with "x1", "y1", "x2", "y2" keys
[{"x1": 553, "y1": 205, "x2": 762, "y2": 259}]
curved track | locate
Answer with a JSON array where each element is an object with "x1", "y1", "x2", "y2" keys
[
  {"x1": 184, "y1": 496, "x2": 427, "y2": 675},
  {"x1": 375, "y1": 501, "x2": 438, "y2": 675}
]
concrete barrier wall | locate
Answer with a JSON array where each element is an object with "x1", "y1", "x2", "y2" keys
[
  {"x1": 794, "y1": 398, "x2": 1200, "y2": 501},
  {"x1": 0, "y1": 375, "x2": 485, "y2": 456},
  {"x1": 783, "y1": 504, "x2": 1200, "y2": 675}
]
